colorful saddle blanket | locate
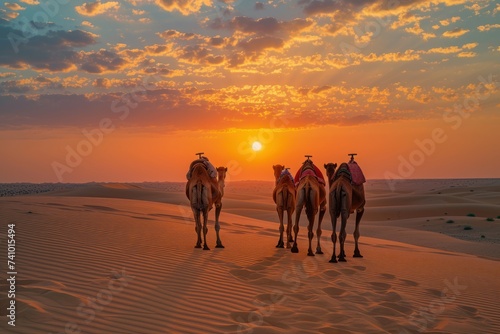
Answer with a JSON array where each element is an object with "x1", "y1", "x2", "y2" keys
[
  {"x1": 295, "y1": 167, "x2": 326, "y2": 186},
  {"x1": 347, "y1": 161, "x2": 366, "y2": 185},
  {"x1": 278, "y1": 170, "x2": 294, "y2": 184}
]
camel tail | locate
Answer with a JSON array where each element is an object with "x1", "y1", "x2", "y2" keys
[
  {"x1": 196, "y1": 180, "x2": 204, "y2": 211},
  {"x1": 305, "y1": 182, "x2": 314, "y2": 218},
  {"x1": 335, "y1": 183, "x2": 347, "y2": 216},
  {"x1": 282, "y1": 184, "x2": 289, "y2": 209}
]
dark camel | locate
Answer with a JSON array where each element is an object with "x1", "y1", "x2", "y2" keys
[
  {"x1": 291, "y1": 159, "x2": 327, "y2": 256},
  {"x1": 272, "y1": 165, "x2": 296, "y2": 249},
  {"x1": 186, "y1": 163, "x2": 225, "y2": 250},
  {"x1": 324, "y1": 162, "x2": 366, "y2": 262}
]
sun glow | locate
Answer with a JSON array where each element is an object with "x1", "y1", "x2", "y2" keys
[{"x1": 252, "y1": 141, "x2": 263, "y2": 151}]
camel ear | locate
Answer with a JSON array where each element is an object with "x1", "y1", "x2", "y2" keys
[
  {"x1": 272, "y1": 165, "x2": 276, "y2": 169},
  {"x1": 282, "y1": 165, "x2": 285, "y2": 169},
  {"x1": 334, "y1": 163, "x2": 337, "y2": 168},
  {"x1": 324, "y1": 163, "x2": 328, "y2": 169},
  {"x1": 225, "y1": 167, "x2": 228, "y2": 172}
]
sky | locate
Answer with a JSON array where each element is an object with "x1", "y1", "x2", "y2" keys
[{"x1": 0, "y1": 0, "x2": 499, "y2": 183}]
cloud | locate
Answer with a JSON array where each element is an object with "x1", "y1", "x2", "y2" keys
[
  {"x1": 4, "y1": 3, "x2": 26, "y2": 11},
  {"x1": 19, "y1": 0, "x2": 39, "y2": 4},
  {"x1": 457, "y1": 51, "x2": 476, "y2": 58},
  {"x1": 466, "y1": 3, "x2": 486, "y2": 15},
  {"x1": 210, "y1": 16, "x2": 314, "y2": 37},
  {"x1": 362, "y1": 50, "x2": 421, "y2": 62},
  {"x1": 0, "y1": 9, "x2": 19, "y2": 20},
  {"x1": 237, "y1": 36, "x2": 284, "y2": 53},
  {"x1": 80, "y1": 49, "x2": 128, "y2": 73},
  {"x1": 425, "y1": 46, "x2": 462, "y2": 54},
  {"x1": 0, "y1": 75, "x2": 89, "y2": 94},
  {"x1": 405, "y1": 22, "x2": 436, "y2": 40},
  {"x1": 81, "y1": 21, "x2": 95, "y2": 28},
  {"x1": 0, "y1": 22, "x2": 98, "y2": 71},
  {"x1": 75, "y1": 1, "x2": 120, "y2": 17},
  {"x1": 439, "y1": 16, "x2": 460, "y2": 26},
  {"x1": 477, "y1": 24, "x2": 500, "y2": 31},
  {"x1": 442, "y1": 27, "x2": 469, "y2": 38},
  {"x1": 155, "y1": 0, "x2": 212, "y2": 15}
]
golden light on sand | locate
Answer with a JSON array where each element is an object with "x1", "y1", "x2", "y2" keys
[{"x1": 252, "y1": 141, "x2": 263, "y2": 151}]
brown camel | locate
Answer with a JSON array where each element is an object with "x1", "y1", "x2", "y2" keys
[
  {"x1": 186, "y1": 163, "x2": 225, "y2": 250},
  {"x1": 324, "y1": 162, "x2": 366, "y2": 262},
  {"x1": 272, "y1": 165, "x2": 296, "y2": 248},
  {"x1": 291, "y1": 159, "x2": 327, "y2": 256}
]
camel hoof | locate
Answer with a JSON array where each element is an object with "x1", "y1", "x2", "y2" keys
[
  {"x1": 291, "y1": 246, "x2": 299, "y2": 253},
  {"x1": 276, "y1": 241, "x2": 284, "y2": 248},
  {"x1": 216, "y1": 244, "x2": 225, "y2": 249},
  {"x1": 353, "y1": 253, "x2": 363, "y2": 258},
  {"x1": 307, "y1": 251, "x2": 315, "y2": 257},
  {"x1": 316, "y1": 250, "x2": 324, "y2": 255},
  {"x1": 329, "y1": 257, "x2": 338, "y2": 263},
  {"x1": 203, "y1": 245, "x2": 210, "y2": 251},
  {"x1": 338, "y1": 257, "x2": 347, "y2": 262},
  {"x1": 195, "y1": 245, "x2": 202, "y2": 249}
]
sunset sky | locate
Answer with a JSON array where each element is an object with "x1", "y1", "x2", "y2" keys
[{"x1": 1, "y1": 0, "x2": 499, "y2": 183}]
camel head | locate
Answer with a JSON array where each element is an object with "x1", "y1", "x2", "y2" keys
[
  {"x1": 324, "y1": 163, "x2": 338, "y2": 181},
  {"x1": 272, "y1": 165, "x2": 285, "y2": 180},
  {"x1": 216, "y1": 167, "x2": 227, "y2": 182}
]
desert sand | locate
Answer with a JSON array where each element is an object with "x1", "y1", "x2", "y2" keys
[{"x1": 1, "y1": 179, "x2": 499, "y2": 334}]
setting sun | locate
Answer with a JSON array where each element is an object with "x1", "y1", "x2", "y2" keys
[{"x1": 252, "y1": 141, "x2": 263, "y2": 152}]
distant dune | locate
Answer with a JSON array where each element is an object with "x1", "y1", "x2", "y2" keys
[{"x1": 0, "y1": 179, "x2": 499, "y2": 333}]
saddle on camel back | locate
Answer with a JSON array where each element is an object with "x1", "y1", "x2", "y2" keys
[
  {"x1": 278, "y1": 168, "x2": 294, "y2": 184},
  {"x1": 187, "y1": 153, "x2": 217, "y2": 180},
  {"x1": 346, "y1": 154, "x2": 366, "y2": 186},
  {"x1": 294, "y1": 156, "x2": 326, "y2": 186}
]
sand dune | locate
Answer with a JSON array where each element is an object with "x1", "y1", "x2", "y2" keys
[{"x1": 1, "y1": 179, "x2": 499, "y2": 333}]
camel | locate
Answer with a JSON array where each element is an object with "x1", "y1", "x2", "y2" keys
[
  {"x1": 186, "y1": 162, "x2": 225, "y2": 250},
  {"x1": 272, "y1": 165, "x2": 296, "y2": 249},
  {"x1": 291, "y1": 158, "x2": 327, "y2": 256},
  {"x1": 324, "y1": 162, "x2": 366, "y2": 262}
]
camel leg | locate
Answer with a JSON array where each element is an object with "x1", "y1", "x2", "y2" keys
[
  {"x1": 316, "y1": 201, "x2": 326, "y2": 255},
  {"x1": 193, "y1": 208, "x2": 202, "y2": 249},
  {"x1": 329, "y1": 216, "x2": 338, "y2": 263},
  {"x1": 276, "y1": 206, "x2": 285, "y2": 248},
  {"x1": 338, "y1": 214, "x2": 348, "y2": 261},
  {"x1": 202, "y1": 208, "x2": 210, "y2": 250},
  {"x1": 191, "y1": 186, "x2": 202, "y2": 248},
  {"x1": 286, "y1": 208, "x2": 294, "y2": 249},
  {"x1": 291, "y1": 189, "x2": 305, "y2": 254},
  {"x1": 307, "y1": 215, "x2": 315, "y2": 257},
  {"x1": 215, "y1": 201, "x2": 224, "y2": 248},
  {"x1": 353, "y1": 208, "x2": 364, "y2": 258},
  {"x1": 291, "y1": 206, "x2": 301, "y2": 253}
]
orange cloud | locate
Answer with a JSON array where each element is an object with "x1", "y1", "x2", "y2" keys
[
  {"x1": 442, "y1": 27, "x2": 469, "y2": 38},
  {"x1": 75, "y1": 1, "x2": 120, "y2": 17},
  {"x1": 4, "y1": 3, "x2": 26, "y2": 11},
  {"x1": 155, "y1": 0, "x2": 212, "y2": 15},
  {"x1": 477, "y1": 24, "x2": 500, "y2": 31}
]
